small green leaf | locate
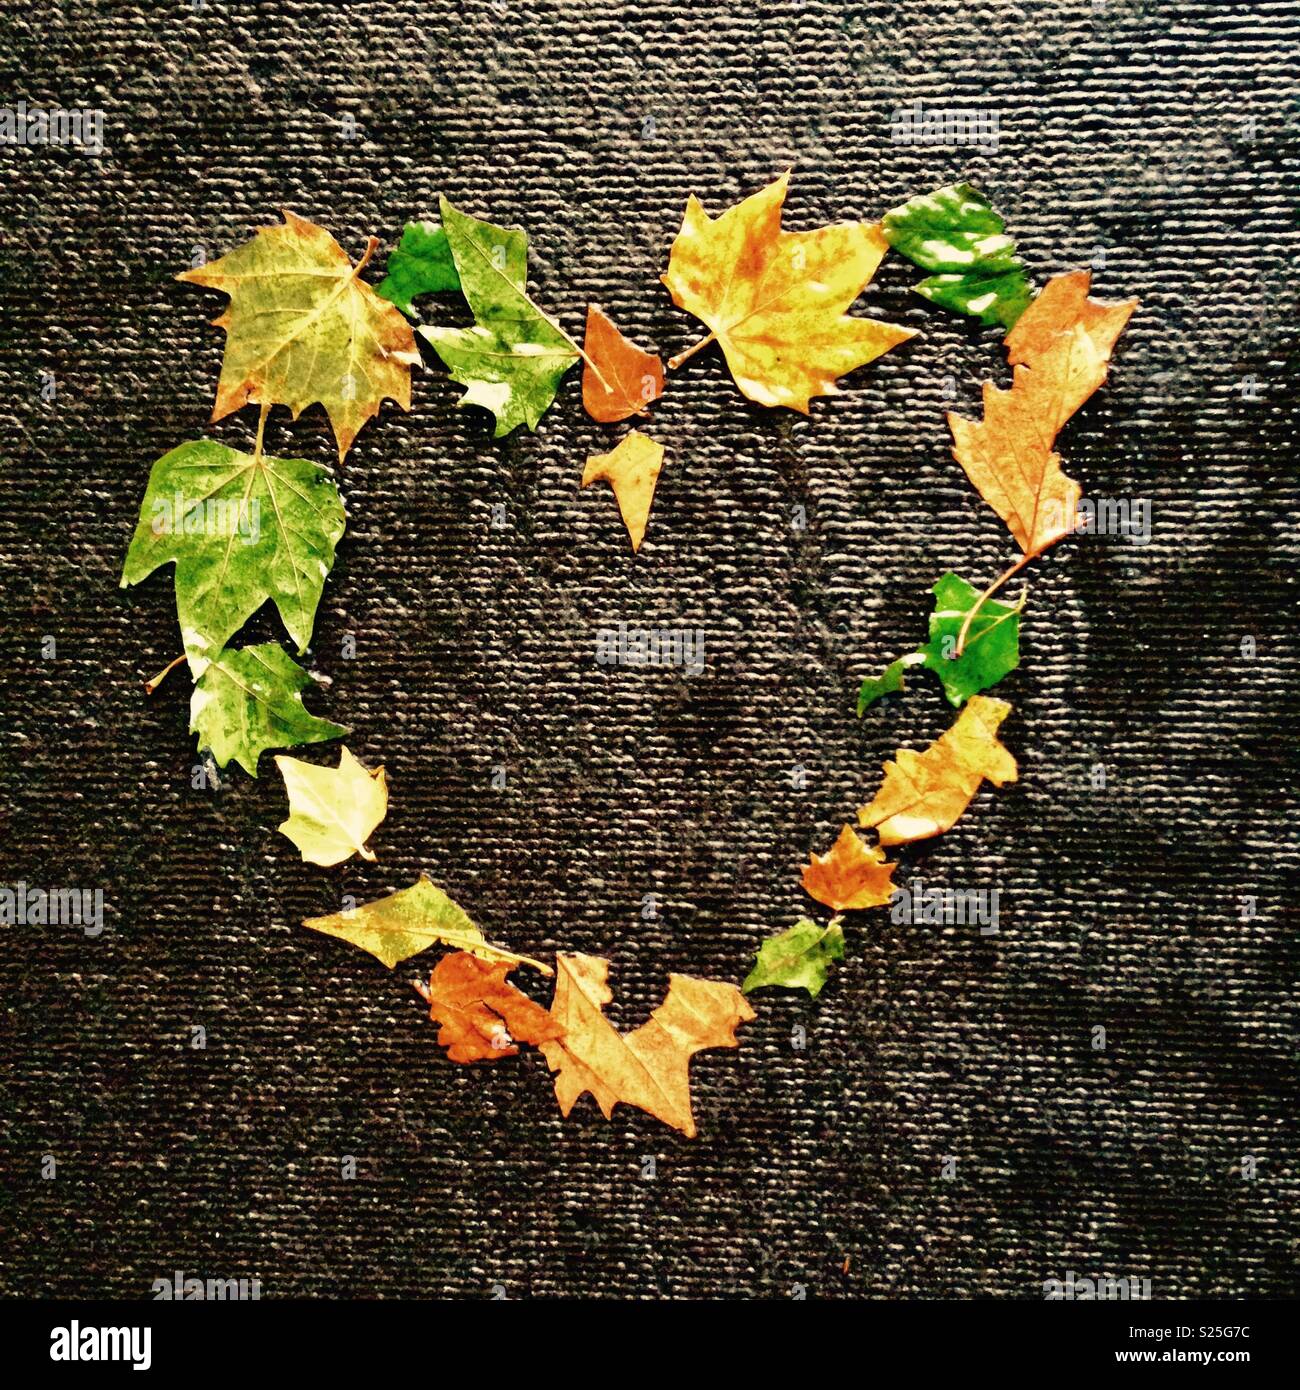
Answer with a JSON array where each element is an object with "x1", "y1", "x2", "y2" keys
[
  {"x1": 857, "y1": 653, "x2": 924, "y2": 715},
  {"x1": 120, "y1": 438, "x2": 345, "y2": 677},
  {"x1": 376, "y1": 220, "x2": 461, "y2": 318},
  {"x1": 191, "y1": 643, "x2": 347, "y2": 777},
  {"x1": 918, "y1": 572, "x2": 1022, "y2": 706},
  {"x1": 883, "y1": 183, "x2": 1033, "y2": 330},
  {"x1": 743, "y1": 918, "x2": 846, "y2": 999},
  {"x1": 419, "y1": 195, "x2": 579, "y2": 437}
]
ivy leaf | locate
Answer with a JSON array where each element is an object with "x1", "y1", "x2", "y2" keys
[
  {"x1": 274, "y1": 746, "x2": 388, "y2": 866},
  {"x1": 858, "y1": 696, "x2": 1018, "y2": 846},
  {"x1": 190, "y1": 642, "x2": 347, "y2": 777},
  {"x1": 802, "y1": 824, "x2": 897, "y2": 911},
  {"x1": 918, "y1": 573, "x2": 1022, "y2": 706},
  {"x1": 302, "y1": 874, "x2": 551, "y2": 973},
  {"x1": 413, "y1": 952, "x2": 564, "y2": 1064},
  {"x1": 857, "y1": 652, "x2": 924, "y2": 715},
  {"x1": 581, "y1": 305, "x2": 664, "y2": 422},
  {"x1": 419, "y1": 195, "x2": 580, "y2": 437},
  {"x1": 120, "y1": 438, "x2": 345, "y2": 677},
  {"x1": 662, "y1": 171, "x2": 914, "y2": 409},
  {"x1": 376, "y1": 219, "x2": 460, "y2": 318},
  {"x1": 177, "y1": 210, "x2": 421, "y2": 461},
  {"x1": 581, "y1": 430, "x2": 665, "y2": 552},
  {"x1": 539, "y1": 954, "x2": 754, "y2": 1138},
  {"x1": 882, "y1": 182, "x2": 1033, "y2": 330},
  {"x1": 743, "y1": 918, "x2": 845, "y2": 999}
]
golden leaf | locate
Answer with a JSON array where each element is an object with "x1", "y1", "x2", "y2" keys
[
  {"x1": 275, "y1": 745, "x2": 387, "y2": 866},
  {"x1": 413, "y1": 952, "x2": 564, "y2": 1064},
  {"x1": 581, "y1": 430, "x2": 665, "y2": 552},
  {"x1": 661, "y1": 172, "x2": 914, "y2": 410},
  {"x1": 539, "y1": 953, "x2": 754, "y2": 1137},
  {"x1": 948, "y1": 270, "x2": 1137, "y2": 558},
  {"x1": 802, "y1": 824, "x2": 897, "y2": 911},
  {"x1": 582, "y1": 305, "x2": 664, "y2": 422},
  {"x1": 858, "y1": 696, "x2": 1018, "y2": 846},
  {"x1": 179, "y1": 209, "x2": 421, "y2": 460}
]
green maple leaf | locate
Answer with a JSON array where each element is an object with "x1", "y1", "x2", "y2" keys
[
  {"x1": 376, "y1": 220, "x2": 461, "y2": 318},
  {"x1": 918, "y1": 572, "x2": 1022, "y2": 707},
  {"x1": 191, "y1": 642, "x2": 347, "y2": 776},
  {"x1": 302, "y1": 873, "x2": 549, "y2": 972},
  {"x1": 743, "y1": 918, "x2": 845, "y2": 999},
  {"x1": 883, "y1": 183, "x2": 1033, "y2": 330},
  {"x1": 419, "y1": 194, "x2": 580, "y2": 437},
  {"x1": 120, "y1": 438, "x2": 345, "y2": 677}
]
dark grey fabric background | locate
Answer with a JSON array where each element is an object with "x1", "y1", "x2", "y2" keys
[{"x1": 1, "y1": 0, "x2": 1297, "y2": 1300}]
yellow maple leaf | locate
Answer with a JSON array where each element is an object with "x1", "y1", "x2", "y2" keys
[
  {"x1": 948, "y1": 270, "x2": 1137, "y2": 559},
  {"x1": 661, "y1": 172, "x2": 914, "y2": 410},
  {"x1": 274, "y1": 745, "x2": 387, "y2": 866},
  {"x1": 858, "y1": 696, "x2": 1018, "y2": 846},
  {"x1": 179, "y1": 209, "x2": 421, "y2": 461},
  {"x1": 581, "y1": 430, "x2": 664, "y2": 552},
  {"x1": 802, "y1": 824, "x2": 897, "y2": 911},
  {"x1": 539, "y1": 953, "x2": 754, "y2": 1138}
]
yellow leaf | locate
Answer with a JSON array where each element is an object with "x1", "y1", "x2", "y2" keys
[
  {"x1": 802, "y1": 824, "x2": 897, "y2": 911},
  {"x1": 302, "y1": 874, "x2": 551, "y2": 974},
  {"x1": 661, "y1": 171, "x2": 914, "y2": 410},
  {"x1": 948, "y1": 270, "x2": 1137, "y2": 558},
  {"x1": 539, "y1": 954, "x2": 754, "y2": 1137},
  {"x1": 178, "y1": 210, "x2": 421, "y2": 461},
  {"x1": 275, "y1": 746, "x2": 387, "y2": 866},
  {"x1": 858, "y1": 696, "x2": 1018, "y2": 846},
  {"x1": 581, "y1": 430, "x2": 664, "y2": 552}
]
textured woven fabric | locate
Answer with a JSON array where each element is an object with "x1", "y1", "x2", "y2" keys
[{"x1": 1, "y1": 1, "x2": 1297, "y2": 1300}]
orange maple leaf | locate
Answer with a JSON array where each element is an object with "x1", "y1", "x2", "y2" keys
[
  {"x1": 414, "y1": 951, "x2": 563, "y2": 1064},
  {"x1": 802, "y1": 823, "x2": 897, "y2": 911},
  {"x1": 858, "y1": 695, "x2": 1018, "y2": 846},
  {"x1": 581, "y1": 430, "x2": 664, "y2": 552},
  {"x1": 539, "y1": 953, "x2": 754, "y2": 1137},
  {"x1": 662, "y1": 172, "x2": 914, "y2": 410},
  {"x1": 947, "y1": 270, "x2": 1136, "y2": 561},
  {"x1": 582, "y1": 305, "x2": 664, "y2": 422}
]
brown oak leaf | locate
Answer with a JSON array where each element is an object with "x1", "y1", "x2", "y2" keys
[{"x1": 414, "y1": 951, "x2": 563, "y2": 1064}]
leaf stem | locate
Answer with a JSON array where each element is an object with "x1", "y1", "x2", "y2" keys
[
  {"x1": 667, "y1": 332, "x2": 717, "y2": 371},
  {"x1": 145, "y1": 654, "x2": 186, "y2": 693},
  {"x1": 252, "y1": 401, "x2": 270, "y2": 463},
  {"x1": 352, "y1": 236, "x2": 379, "y2": 280},
  {"x1": 956, "y1": 554, "x2": 1033, "y2": 656}
]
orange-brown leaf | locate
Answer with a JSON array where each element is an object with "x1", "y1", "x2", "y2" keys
[
  {"x1": 802, "y1": 824, "x2": 897, "y2": 911},
  {"x1": 582, "y1": 305, "x2": 664, "y2": 422},
  {"x1": 858, "y1": 695, "x2": 1018, "y2": 846},
  {"x1": 947, "y1": 270, "x2": 1136, "y2": 558},
  {"x1": 415, "y1": 951, "x2": 563, "y2": 1064},
  {"x1": 538, "y1": 953, "x2": 754, "y2": 1137},
  {"x1": 581, "y1": 430, "x2": 664, "y2": 552}
]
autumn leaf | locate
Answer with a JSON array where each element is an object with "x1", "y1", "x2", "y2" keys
[
  {"x1": 802, "y1": 824, "x2": 897, "y2": 911},
  {"x1": 743, "y1": 918, "x2": 845, "y2": 999},
  {"x1": 413, "y1": 952, "x2": 563, "y2": 1064},
  {"x1": 376, "y1": 219, "x2": 460, "y2": 318},
  {"x1": 178, "y1": 210, "x2": 420, "y2": 461},
  {"x1": 190, "y1": 642, "x2": 346, "y2": 776},
  {"x1": 661, "y1": 171, "x2": 914, "y2": 410},
  {"x1": 858, "y1": 695, "x2": 1018, "y2": 846},
  {"x1": 120, "y1": 437, "x2": 345, "y2": 677},
  {"x1": 883, "y1": 182, "x2": 1033, "y2": 329},
  {"x1": 948, "y1": 271, "x2": 1137, "y2": 562},
  {"x1": 581, "y1": 305, "x2": 664, "y2": 422},
  {"x1": 581, "y1": 430, "x2": 664, "y2": 552},
  {"x1": 419, "y1": 195, "x2": 581, "y2": 437},
  {"x1": 539, "y1": 954, "x2": 754, "y2": 1138},
  {"x1": 275, "y1": 746, "x2": 387, "y2": 866},
  {"x1": 303, "y1": 873, "x2": 550, "y2": 974}
]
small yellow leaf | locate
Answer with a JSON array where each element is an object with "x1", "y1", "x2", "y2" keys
[
  {"x1": 275, "y1": 745, "x2": 388, "y2": 866},
  {"x1": 582, "y1": 430, "x2": 665, "y2": 552}
]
